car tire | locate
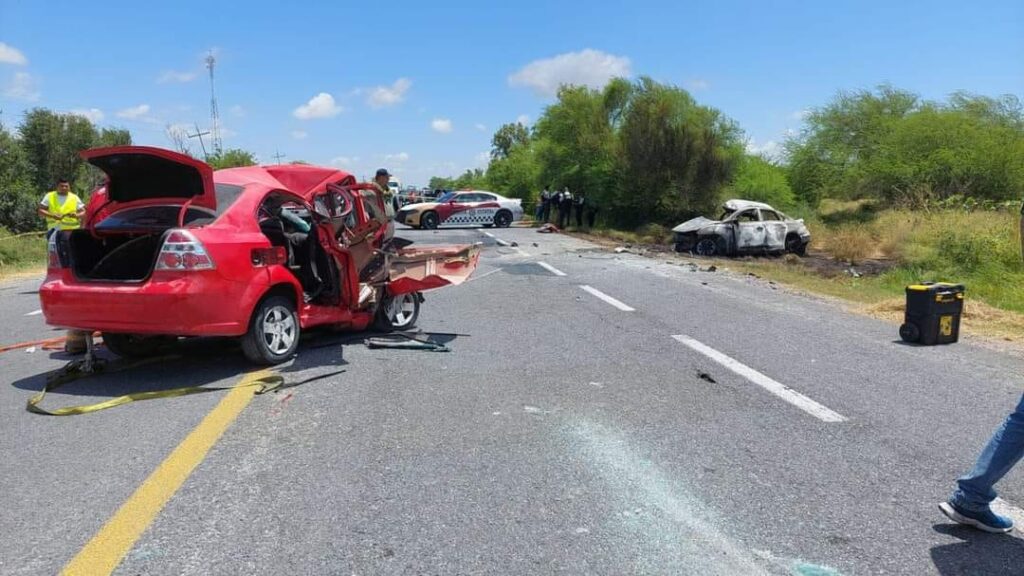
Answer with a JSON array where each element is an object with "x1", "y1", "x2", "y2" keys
[
  {"x1": 102, "y1": 333, "x2": 172, "y2": 358},
  {"x1": 494, "y1": 210, "x2": 513, "y2": 228},
  {"x1": 421, "y1": 211, "x2": 439, "y2": 230},
  {"x1": 372, "y1": 291, "x2": 421, "y2": 332},
  {"x1": 785, "y1": 234, "x2": 808, "y2": 256},
  {"x1": 241, "y1": 295, "x2": 300, "y2": 365},
  {"x1": 694, "y1": 237, "x2": 724, "y2": 257}
]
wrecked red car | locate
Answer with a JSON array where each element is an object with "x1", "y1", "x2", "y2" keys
[{"x1": 40, "y1": 146, "x2": 480, "y2": 364}]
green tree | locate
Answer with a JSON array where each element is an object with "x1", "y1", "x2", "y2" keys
[
  {"x1": 618, "y1": 77, "x2": 743, "y2": 225},
  {"x1": 206, "y1": 148, "x2": 258, "y2": 170},
  {"x1": 724, "y1": 155, "x2": 796, "y2": 209},
  {"x1": 0, "y1": 126, "x2": 39, "y2": 232},
  {"x1": 18, "y1": 108, "x2": 98, "y2": 192},
  {"x1": 486, "y1": 144, "x2": 540, "y2": 201},
  {"x1": 490, "y1": 122, "x2": 530, "y2": 160}
]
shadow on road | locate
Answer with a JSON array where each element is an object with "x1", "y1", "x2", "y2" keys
[{"x1": 929, "y1": 523, "x2": 1024, "y2": 576}]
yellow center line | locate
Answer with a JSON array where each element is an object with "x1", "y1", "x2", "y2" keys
[{"x1": 61, "y1": 369, "x2": 269, "y2": 576}]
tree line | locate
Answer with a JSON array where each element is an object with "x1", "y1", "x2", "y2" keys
[
  {"x1": 0, "y1": 108, "x2": 260, "y2": 233},
  {"x1": 431, "y1": 80, "x2": 1024, "y2": 228}
]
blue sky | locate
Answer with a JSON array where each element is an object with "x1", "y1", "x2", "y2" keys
[{"x1": 1, "y1": 0, "x2": 1021, "y2": 187}]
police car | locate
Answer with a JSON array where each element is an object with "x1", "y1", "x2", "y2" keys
[{"x1": 395, "y1": 190, "x2": 524, "y2": 229}]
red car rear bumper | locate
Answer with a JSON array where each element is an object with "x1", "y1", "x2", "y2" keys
[{"x1": 39, "y1": 272, "x2": 254, "y2": 336}]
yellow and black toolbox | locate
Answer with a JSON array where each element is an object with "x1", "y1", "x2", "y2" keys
[{"x1": 898, "y1": 282, "x2": 965, "y2": 345}]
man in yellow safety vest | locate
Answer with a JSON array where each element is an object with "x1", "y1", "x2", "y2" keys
[
  {"x1": 38, "y1": 178, "x2": 85, "y2": 238},
  {"x1": 38, "y1": 178, "x2": 88, "y2": 353}
]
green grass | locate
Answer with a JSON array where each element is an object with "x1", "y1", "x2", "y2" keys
[{"x1": 0, "y1": 229, "x2": 48, "y2": 279}]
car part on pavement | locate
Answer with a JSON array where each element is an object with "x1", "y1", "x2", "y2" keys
[{"x1": 364, "y1": 330, "x2": 453, "y2": 352}]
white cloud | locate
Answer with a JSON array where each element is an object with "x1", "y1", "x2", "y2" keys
[
  {"x1": 367, "y1": 77, "x2": 412, "y2": 108},
  {"x1": 3, "y1": 71, "x2": 39, "y2": 101},
  {"x1": 384, "y1": 152, "x2": 410, "y2": 164},
  {"x1": 330, "y1": 156, "x2": 358, "y2": 168},
  {"x1": 516, "y1": 114, "x2": 530, "y2": 126},
  {"x1": 509, "y1": 49, "x2": 631, "y2": 97},
  {"x1": 291, "y1": 130, "x2": 308, "y2": 140},
  {"x1": 745, "y1": 138, "x2": 783, "y2": 160},
  {"x1": 157, "y1": 70, "x2": 197, "y2": 84},
  {"x1": 475, "y1": 123, "x2": 487, "y2": 132},
  {"x1": 229, "y1": 105, "x2": 245, "y2": 117},
  {"x1": 116, "y1": 104, "x2": 151, "y2": 119},
  {"x1": 70, "y1": 108, "x2": 104, "y2": 123},
  {"x1": 686, "y1": 79, "x2": 710, "y2": 91},
  {"x1": 431, "y1": 118, "x2": 453, "y2": 133},
  {"x1": 293, "y1": 92, "x2": 341, "y2": 120},
  {"x1": 0, "y1": 42, "x2": 27, "y2": 65}
]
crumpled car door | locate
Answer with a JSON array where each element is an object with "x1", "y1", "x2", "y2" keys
[
  {"x1": 387, "y1": 244, "x2": 482, "y2": 296},
  {"x1": 735, "y1": 210, "x2": 766, "y2": 250},
  {"x1": 760, "y1": 210, "x2": 788, "y2": 251}
]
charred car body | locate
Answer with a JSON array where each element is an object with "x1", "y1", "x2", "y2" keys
[
  {"x1": 672, "y1": 200, "x2": 811, "y2": 257},
  {"x1": 40, "y1": 147, "x2": 480, "y2": 365}
]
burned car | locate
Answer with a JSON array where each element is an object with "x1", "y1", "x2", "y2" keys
[{"x1": 672, "y1": 199, "x2": 811, "y2": 257}]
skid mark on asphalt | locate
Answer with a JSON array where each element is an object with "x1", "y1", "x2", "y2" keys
[
  {"x1": 61, "y1": 370, "x2": 269, "y2": 576},
  {"x1": 567, "y1": 419, "x2": 775, "y2": 575},
  {"x1": 579, "y1": 285, "x2": 635, "y2": 312},
  {"x1": 672, "y1": 336, "x2": 847, "y2": 423}
]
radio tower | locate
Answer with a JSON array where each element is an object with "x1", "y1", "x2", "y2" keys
[{"x1": 205, "y1": 51, "x2": 222, "y2": 155}]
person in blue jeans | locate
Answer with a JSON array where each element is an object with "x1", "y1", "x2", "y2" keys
[{"x1": 939, "y1": 392, "x2": 1024, "y2": 533}]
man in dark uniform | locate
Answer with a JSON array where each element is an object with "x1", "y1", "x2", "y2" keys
[
  {"x1": 573, "y1": 191, "x2": 586, "y2": 227},
  {"x1": 558, "y1": 187, "x2": 573, "y2": 229}
]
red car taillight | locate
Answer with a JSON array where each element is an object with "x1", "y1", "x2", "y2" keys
[
  {"x1": 47, "y1": 232, "x2": 62, "y2": 269},
  {"x1": 155, "y1": 229, "x2": 215, "y2": 271}
]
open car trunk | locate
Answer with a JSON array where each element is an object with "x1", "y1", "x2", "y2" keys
[
  {"x1": 63, "y1": 230, "x2": 165, "y2": 282},
  {"x1": 386, "y1": 243, "x2": 482, "y2": 296}
]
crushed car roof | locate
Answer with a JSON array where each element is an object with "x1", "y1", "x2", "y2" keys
[
  {"x1": 722, "y1": 199, "x2": 775, "y2": 212},
  {"x1": 214, "y1": 164, "x2": 355, "y2": 197}
]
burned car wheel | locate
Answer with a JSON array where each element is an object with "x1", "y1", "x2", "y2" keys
[
  {"x1": 694, "y1": 237, "x2": 724, "y2": 257},
  {"x1": 242, "y1": 296, "x2": 300, "y2": 365},
  {"x1": 421, "y1": 211, "x2": 439, "y2": 229},
  {"x1": 102, "y1": 333, "x2": 172, "y2": 358},
  {"x1": 373, "y1": 292, "x2": 421, "y2": 331},
  {"x1": 785, "y1": 234, "x2": 808, "y2": 256}
]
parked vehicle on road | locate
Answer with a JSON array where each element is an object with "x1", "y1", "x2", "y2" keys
[
  {"x1": 671, "y1": 199, "x2": 811, "y2": 256},
  {"x1": 395, "y1": 190, "x2": 524, "y2": 229},
  {"x1": 40, "y1": 147, "x2": 480, "y2": 365}
]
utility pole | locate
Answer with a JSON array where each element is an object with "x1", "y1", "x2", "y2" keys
[
  {"x1": 187, "y1": 123, "x2": 211, "y2": 159},
  {"x1": 271, "y1": 150, "x2": 286, "y2": 164},
  {"x1": 205, "y1": 51, "x2": 222, "y2": 154}
]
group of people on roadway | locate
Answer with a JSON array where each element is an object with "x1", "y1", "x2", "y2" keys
[{"x1": 536, "y1": 186, "x2": 597, "y2": 229}]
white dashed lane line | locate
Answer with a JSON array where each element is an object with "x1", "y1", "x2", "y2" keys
[
  {"x1": 25, "y1": 309, "x2": 42, "y2": 316},
  {"x1": 672, "y1": 335, "x2": 848, "y2": 423},
  {"x1": 579, "y1": 285, "x2": 636, "y2": 312},
  {"x1": 537, "y1": 262, "x2": 567, "y2": 277}
]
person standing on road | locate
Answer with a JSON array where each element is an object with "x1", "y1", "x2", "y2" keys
[
  {"x1": 543, "y1": 185, "x2": 555, "y2": 223},
  {"x1": 38, "y1": 179, "x2": 84, "y2": 239},
  {"x1": 558, "y1": 187, "x2": 573, "y2": 229},
  {"x1": 585, "y1": 197, "x2": 599, "y2": 228},
  {"x1": 939, "y1": 393, "x2": 1024, "y2": 533},
  {"x1": 538, "y1": 186, "x2": 551, "y2": 223},
  {"x1": 373, "y1": 168, "x2": 396, "y2": 218},
  {"x1": 38, "y1": 178, "x2": 88, "y2": 354},
  {"x1": 573, "y1": 191, "x2": 586, "y2": 227}
]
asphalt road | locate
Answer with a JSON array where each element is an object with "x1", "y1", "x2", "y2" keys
[{"x1": 1, "y1": 226, "x2": 1023, "y2": 575}]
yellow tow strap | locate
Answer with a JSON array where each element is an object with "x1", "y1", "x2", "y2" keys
[{"x1": 26, "y1": 356, "x2": 285, "y2": 416}]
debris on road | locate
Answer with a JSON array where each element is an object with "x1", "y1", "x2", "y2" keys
[
  {"x1": 697, "y1": 371, "x2": 717, "y2": 383},
  {"x1": 537, "y1": 223, "x2": 560, "y2": 233},
  {"x1": 614, "y1": 246, "x2": 631, "y2": 254},
  {"x1": 365, "y1": 330, "x2": 460, "y2": 352}
]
